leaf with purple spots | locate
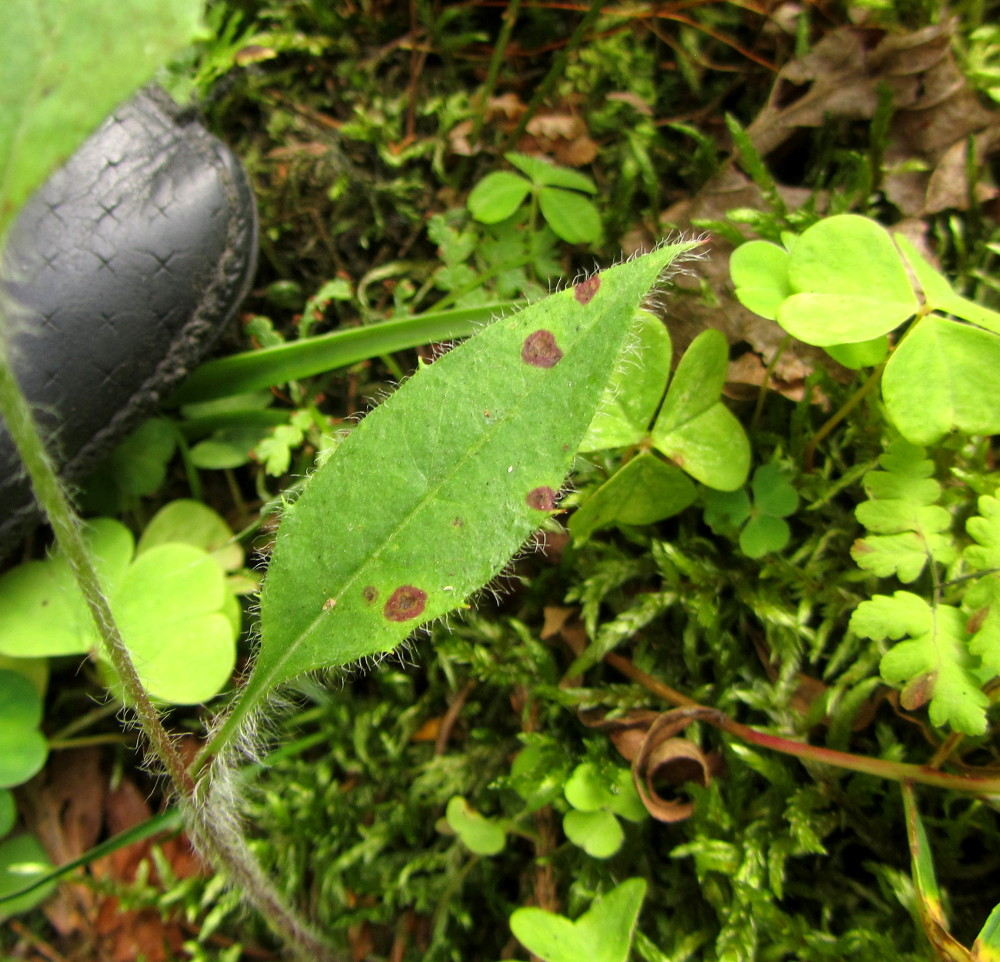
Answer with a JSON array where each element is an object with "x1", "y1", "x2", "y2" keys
[{"x1": 213, "y1": 241, "x2": 702, "y2": 751}]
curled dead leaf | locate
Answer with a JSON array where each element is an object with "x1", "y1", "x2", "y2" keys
[{"x1": 580, "y1": 707, "x2": 722, "y2": 822}]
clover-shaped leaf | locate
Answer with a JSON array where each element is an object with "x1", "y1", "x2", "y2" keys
[
  {"x1": 730, "y1": 240, "x2": 792, "y2": 320},
  {"x1": 0, "y1": 670, "x2": 47, "y2": 789},
  {"x1": 580, "y1": 310, "x2": 672, "y2": 453},
  {"x1": 779, "y1": 215, "x2": 919, "y2": 345},
  {"x1": 444, "y1": 796, "x2": 506, "y2": 856},
  {"x1": 0, "y1": 832, "x2": 55, "y2": 920},
  {"x1": 651, "y1": 329, "x2": 750, "y2": 491},
  {"x1": 568, "y1": 453, "x2": 696, "y2": 544},
  {"x1": 468, "y1": 153, "x2": 601, "y2": 244},
  {"x1": 509, "y1": 877, "x2": 647, "y2": 962},
  {"x1": 0, "y1": 511, "x2": 238, "y2": 705},
  {"x1": 882, "y1": 315, "x2": 1000, "y2": 445},
  {"x1": 704, "y1": 464, "x2": 798, "y2": 558},
  {"x1": 562, "y1": 763, "x2": 646, "y2": 859}
]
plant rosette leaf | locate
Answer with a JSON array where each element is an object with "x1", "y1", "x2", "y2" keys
[
  {"x1": 882, "y1": 315, "x2": 1000, "y2": 444},
  {"x1": 568, "y1": 453, "x2": 696, "y2": 544},
  {"x1": 650, "y1": 329, "x2": 750, "y2": 491},
  {"x1": 0, "y1": 518, "x2": 236, "y2": 705},
  {"x1": 851, "y1": 591, "x2": 988, "y2": 735},
  {"x1": 579, "y1": 310, "x2": 672, "y2": 452},
  {"x1": 777, "y1": 215, "x2": 919, "y2": 345},
  {"x1": 221, "y1": 242, "x2": 702, "y2": 749},
  {"x1": 509, "y1": 877, "x2": 647, "y2": 962},
  {"x1": 0, "y1": 670, "x2": 47, "y2": 788},
  {"x1": 0, "y1": 833, "x2": 55, "y2": 920},
  {"x1": 444, "y1": 796, "x2": 506, "y2": 856}
]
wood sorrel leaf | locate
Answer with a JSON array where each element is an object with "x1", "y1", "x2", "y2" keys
[
  {"x1": 778, "y1": 215, "x2": 918, "y2": 345},
  {"x1": 650, "y1": 329, "x2": 750, "y2": 491},
  {"x1": 730, "y1": 240, "x2": 792, "y2": 320},
  {"x1": 510, "y1": 877, "x2": 647, "y2": 962},
  {"x1": 0, "y1": 0, "x2": 204, "y2": 244},
  {"x1": 234, "y1": 243, "x2": 700, "y2": 735},
  {"x1": 579, "y1": 310, "x2": 671, "y2": 453},
  {"x1": 568, "y1": 452, "x2": 695, "y2": 543},
  {"x1": 882, "y1": 315, "x2": 1000, "y2": 444}
]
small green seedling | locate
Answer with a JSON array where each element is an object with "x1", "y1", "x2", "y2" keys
[
  {"x1": 703, "y1": 463, "x2": 799, "y2": 558},
  {"x1": 562, "y1": 762, "x2": 647, "y2": 859},
  {"x1": 571, "y1": 312, "x2": 751, "y2": 542},
  {"x1": 467, "y1": 151, "x2": 602, "y2": 245},
  {"x1": 442, "y1": 796, "x2": 507, "y2": 856},
  {"x1": 507, "y1": 877, "x2": 647, "y2": 962},
  {"x1": 730, "y1": 214, "x2": 1000, "y2": 444},
  {"x1": 0, "y1": 502, "x2": 244, "y2": 705}
]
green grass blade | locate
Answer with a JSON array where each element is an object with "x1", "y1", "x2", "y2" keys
[{"x1": 167, "y1": 303, "x2": 520, "y2": 405}]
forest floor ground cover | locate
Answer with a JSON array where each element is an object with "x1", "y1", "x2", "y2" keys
[{"x1": 6, "y1": 2, "x2": 1000, "y2": 961}]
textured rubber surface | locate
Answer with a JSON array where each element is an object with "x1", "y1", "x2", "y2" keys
[{"x1": 0, "y1": 87, "x2": 257, "y2": 551}]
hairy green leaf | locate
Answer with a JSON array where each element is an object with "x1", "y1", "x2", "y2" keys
[{"x1": 225, "y1": 244, "x2": 699, "y2": 747}]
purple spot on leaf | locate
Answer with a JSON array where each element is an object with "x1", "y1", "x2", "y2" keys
[
  {"x1": 521, "y1": 329, "x2": 563, "y2": 368},
  {"x1": 574, "y1": 275, "x2": 600, "y2": 304},
  {"x1": 526, "y1": 486, "x2": 558, "y2": 511},
  {"x1": 384, "y1": 585, "x2": 428, "y2": 622}
]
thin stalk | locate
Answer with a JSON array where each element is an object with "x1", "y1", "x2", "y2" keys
[
  {"x1": 605, "y1": 653, "x2": 1000, "y2": 796},
  {"x1": 470, "y1": 0, "x2": 522, "y2": 145},
  {"x1": 503, "y1": 0, "x2": 605, "y2": 150},
  {"x1": 0, "y1": 326, "x2": 336, "y2": 961},
  {"x1": 803, "y1": 360, "x2": 885, "y2": 472}
]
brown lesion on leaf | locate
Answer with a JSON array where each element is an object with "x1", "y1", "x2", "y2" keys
[
  {"x1": 574, "y1": 275, "x2": 600, "y2": 304},
  {"x1": 362, "y1": 585, "x2": 379, "y2": 604},
  {"x1": 526, "y1": 486, "x2": 558, "y2": 511},
  {"x1": 384, "y1": 585, "x2": 428, "y2": 622},
  {"x1": 323, "y1": 598, "x2": 337, "y2": 611},
  {"x1": 521, "y1": 329, "x2": 563, "y2": 368}
]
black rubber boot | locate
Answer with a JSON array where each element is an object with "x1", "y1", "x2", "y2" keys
[{"x1": 0, "y1": 86, "x2": 258, "y2": 553}]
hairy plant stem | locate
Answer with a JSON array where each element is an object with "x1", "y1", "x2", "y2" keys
[{"x1": 0, "y1": 330, "x2": 337, "y2": 961}]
